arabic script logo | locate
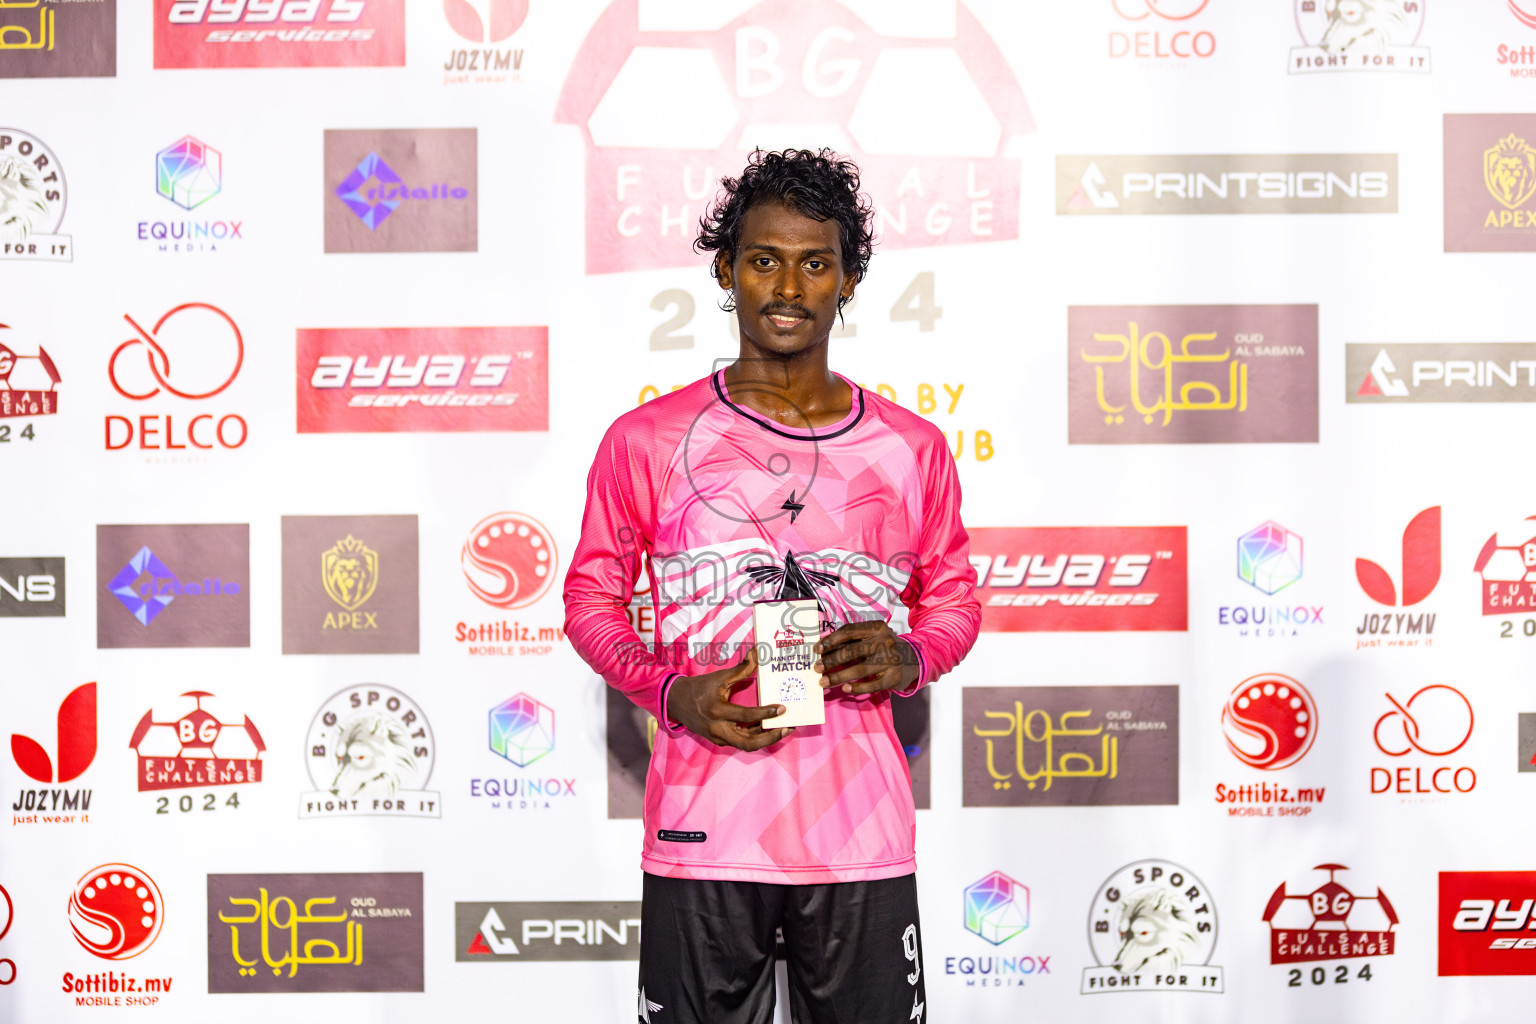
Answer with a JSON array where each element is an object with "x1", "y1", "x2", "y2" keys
[
  {"x1": 1238, "y1": 522, "x2": 1303, "y2": 595},
  {"x1": 69, "y1": 864, "x2": 163, "y2": 960},
  {"x1": 1374, "y1": 685, "x2": 1473, "y2": 757},
  {"x1": 1484, "y1": 133, "x2": 1536, "y2": 211},
  {"x1": 335, "y1": 152, "x2": 403, "y2": 230},
  {"x1": 444, "y1": 0, "x2": 528, "y2": 42},
  {"x1": 108, "y1": 303, "x2": 244, "y2": 401},
  {"x1": 1221, "y1": 674, "x2": 1317, "y2": 771},
  {"x1": 156, "y1": 136, "x2": 221, "y2": 211},
  {"x1": 461, "y1": 512, "x2": 557, "y2": 609},
  {"x1": 964, "y1": 872, "x2": 1030, "y2": 945},
  {"x1": 10, "y1": 681, "x2": 95, "y2": 783},
  {"x1": 1356, "y1": 506, "x2": 1440, "y2": 607},
  {"x1": 321, "y1": 535, "x2": 379, "y2": 612},
  {"x1": 489, "y1": 693, "x2": 554, "y2": 768}
]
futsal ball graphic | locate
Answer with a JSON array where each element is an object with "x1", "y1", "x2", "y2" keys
[
  {"x1": 461, "y1": 512, "x2": 558, "y2": 609},
  {"x1": 69, "y1": 864, "x2": 164, "y2": 960}
]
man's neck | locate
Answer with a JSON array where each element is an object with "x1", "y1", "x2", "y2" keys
[{"x1": 722, "y1": 343, "x2": 852, "y2": 430}]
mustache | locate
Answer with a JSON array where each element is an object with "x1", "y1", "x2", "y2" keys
[{"x1": 760, "y1": 302, "x2": 813, "y2": 320}]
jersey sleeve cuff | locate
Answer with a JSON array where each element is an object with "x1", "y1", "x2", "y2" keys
[
  {"x1": 657, "y1": 672, "x2": 688, "y2": 732},
  {"x1": 894, "y1": 635, "x2": 928, "y2": 697}
]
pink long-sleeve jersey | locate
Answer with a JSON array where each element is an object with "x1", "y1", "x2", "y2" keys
[{"x1": 564, "y1": 369, "x2": 980, "y2": 884}]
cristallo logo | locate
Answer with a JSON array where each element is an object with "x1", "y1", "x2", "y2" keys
[{"x1": 555, "y1": 0, "x2": 1032, "y2": 273}]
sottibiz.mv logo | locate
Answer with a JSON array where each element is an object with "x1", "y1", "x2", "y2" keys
[
  {"x1": 1355, "y1": 506, "x2": 1439, "y2": 647},
  {"x1": 970, "y1": 526, "x2": 1187, "y2": 632},
  {"x1": 1441, "y1": 871, "x2": 1536, "y2": 975}
]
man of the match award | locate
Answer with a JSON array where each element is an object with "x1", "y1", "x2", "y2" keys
[{"x1": 753, "y1": 598, "x2": 825, "y2": 729}]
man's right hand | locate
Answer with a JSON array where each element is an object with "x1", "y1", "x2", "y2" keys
[{"x1": 665, "y1": 645, "x2": 792, "y2": 751}]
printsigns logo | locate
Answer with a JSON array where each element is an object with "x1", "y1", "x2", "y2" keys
[
  {"x1": 129, "y1": 692, "x2": 264, "y2": 793},
  {"x1": 1109, "y1": 0, "x2": 1216, "y2": 61},
  {"x1": 208, "y1": 873, "x2": 423, "y2": 991},
  {"x1": 0, "y1": 557, "x2": 65, "y2": 617},
  {"x1": 1222, "y1": 675, "x2": 1317, "y2": 771},
  {"x1": 1059, "y1": 155, "x2": 1396, "y2": 215},
  {"x1": 105, "y1": 304, "x2": 249, "y2": 452},
  {"x1": 1370, "y1": 685, "x2": 1476, "y2": 797},
  {"x1": 555, "y1": 1, "x2": 1033, "y2": 274},
  {"x1": 301, "y1": 685, "x2": 439, "y2": 819},
  {"x1": 297, "y1": 327, "x2": 547, "y2": 433},
  {"x1": 970, "y1": 526, "x2": 1188, "y2": 632},
  {"x1": 281, "y1": 516, "x2": 418, "y2": 655},
  {"x1": 1446, "y1": 115, "x2": 1536, "y2": 251},
  {"x1": 965, "y1": 872, "x2": 1029, "y2": 945},
  {"x1": 455, "y1": 901, "x2": 642, "y2": 961},
  {"x1": 1068, "y1": 306, "x2": 1319, "y2": 443},
  {"x1": 0, "y1": 326, "x2": 61, "y2": 421},
  {"x1": 96, "y1": 525, "x2": 250, "y2": 648},
  {"x1": 1440, "y1": 871, "x2": 1536, "y2": 975},
  {"x1": 1519, "y1": 713, "x2": 1536, "y2": 772},
  {"x1": 0, "y1": 0, "x2": 116, "y2": 79},
  {"x1": 463, "y1": 513, "x2": 557, "y2": 609},
  {"x1": 963, "y1": 686, "x2": 1178, "y2": 807},
  {"x1": 1290, "y1": 0, "x2": 1428, "y2": 74},
  {"x1": 154, "y1": 0, "x2": 404, "y2": 69},
  {"x1": 1263, "y1": 865, "x2": 1397, "y2": 967},
  {"x1": 1474, "y1": 517, "x2": 1536, "y2": 616},
  {"x1": 69, "y1": 864, "x2": 163, "y2": 960},
  {"x1": 324, "y1": 129, "x2": 476, "y2": 253},
  {"x1": 1239, "y1": 523, "x2": 1303, "y2": 595},
  {"x1": 1355, "y1": 507, "x2": 1440, "y2": 649},
  {"x1": 1348, "y1": 343, "x2": 1536, "y2": 403},
  {"x1": 1083, "y1": 860, "x2": 1222, "y2": 994},
  {"x1": 156, "y1": 137, "x2": 220, "y2": 210},
  {"x1": 0, "y1": 129, "x2": 71, "y2": 262}
]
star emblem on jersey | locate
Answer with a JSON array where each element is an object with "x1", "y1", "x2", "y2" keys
[
  {"x1": 744, "y1": 550, "x2": 841, "y2": 602},
  {"x1": 780, "y1": 489, "x2": 805, "y2": 523},
  {"x1": 639, "y1": 987, "x2": 663, "y2": 1021}
]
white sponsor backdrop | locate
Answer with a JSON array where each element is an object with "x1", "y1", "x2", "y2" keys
[{"x1": 2, "y1": 1, "x2": 1535, "y2": 1021}]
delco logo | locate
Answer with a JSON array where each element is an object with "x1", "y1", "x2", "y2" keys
[
  {"x1": 969, "y1": 526, "x2": 1187, "y2": 632},
  {"x1": 297, "y1": 327, "x2": 547, "y2": 433},
  {"x1": 1440, "y1": 872, "x2": 1536, "y2": 974}
]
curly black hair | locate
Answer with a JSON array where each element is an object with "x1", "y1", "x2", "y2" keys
[{"x1": 695, "y1": 148, "x2": 876, "y2": 314}]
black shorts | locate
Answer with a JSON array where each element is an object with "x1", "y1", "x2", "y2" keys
[{"x1": 638, "y1": 872, "x2": 927, "y2": 1024}]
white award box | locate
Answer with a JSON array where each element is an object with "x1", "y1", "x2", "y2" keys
[{"x1": 753, "y1": 598, "x2": 825, "y2": 729}]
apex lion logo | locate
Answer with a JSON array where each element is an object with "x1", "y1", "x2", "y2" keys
[
  {"x1": 328, "y1": 712, "x2": 419, "y2": 798},
  {"x1": 1320, "y1": 0, "x2": 1411, "y2": 53},
  {"x1": 1113, "y1": 887, "x2": 1201, "y2": 976},
  {"x1": 0, "y1": 157, "x2": 49, "y2": 242},
  {"x1": 321, "y1": 535, "x2": 379, "y2": 612},
  {"x1": 1484, "y1": 133, "x2": 1536, "y2": 211}
]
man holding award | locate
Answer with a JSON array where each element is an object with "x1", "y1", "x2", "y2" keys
[{"x1": 564, "y1": 149, "x2": 980, "y2": 1024}]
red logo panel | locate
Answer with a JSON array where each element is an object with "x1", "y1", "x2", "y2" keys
[
  {"x1": 153, "y1": 0, "x2": 405, "y2": 69},
  {"x1": 970, "y1": 526, "x2": 1187, "y2": 632},
  {"x1": 296, "y1": 327, "x2": 548, "y2": 433},
  {"x1": 1440, "y1": 871, "x2": 1536, "y2": 975}
]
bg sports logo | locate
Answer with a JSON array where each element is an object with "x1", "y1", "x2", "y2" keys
[
  {"x1": 154, "y1": 0, "x2": 404, "y2": 69},
  {"x1": 1440, "y1": 871, "x2": 1536, "y2": 974},
  {"x1": 969, "y1": 526, "x2": 1187, "y2": 632},
  {"x1": 296, "y1": 327, "x2": 547, "y2": 433}
]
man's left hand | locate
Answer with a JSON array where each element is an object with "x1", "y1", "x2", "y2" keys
[{"x1": 813, "y1": 620, "x2": 919, "y2": 696}]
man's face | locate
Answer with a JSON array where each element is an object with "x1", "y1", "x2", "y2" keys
[{"x1": 718, "y1": 201, "x2": 856, "y2": 358}]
